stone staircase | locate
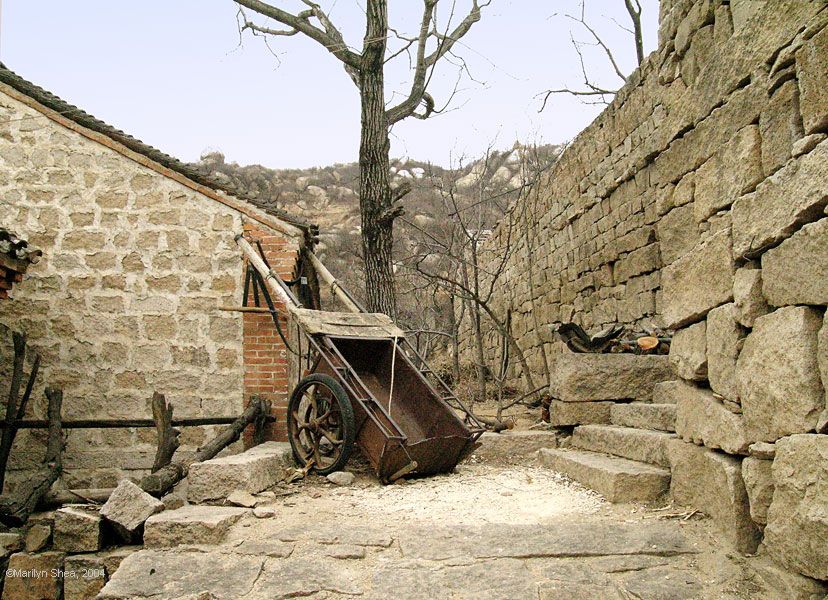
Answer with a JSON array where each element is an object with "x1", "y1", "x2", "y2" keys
[{"x1": 539, "y1": 393, "x2": 678, "y2": 503}]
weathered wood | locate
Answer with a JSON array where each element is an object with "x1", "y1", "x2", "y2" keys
[
  {"x1": 41, "y1": 487, "x2": 114, "y2": 507},
  {"x1": 252, "y1": 397, "x2": 272, "y2": 446},
  {"x1": 0, "y1": 387, "x2": 63, "y2": 526},
  {"x1": 0, "y1": 416, "x2": 276, "y2": 429},
  {"x1": 235, "y1": 235, "x2": 295, "y2": 307},
  {"x1": 0, "y1": 332, "x2": 39, "y2": 491},
  {"x1": 140, "y1": 397, "x2": 268, "y2": 497},
  {"x1": 150, "y1": 392, "x2": 180, "y2": 473}
]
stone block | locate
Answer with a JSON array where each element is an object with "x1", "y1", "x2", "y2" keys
[
  {"x1": 187, "y1": 442, "x2": 293, "y2": 503},
  {"x1": 100, "y1": 479, "x2": 164, "y2": 542},
  {"x1": 737, "y1": 306, "x2": 825, "y2": 443},
  {"x1": 656, "y1": 204, "x2": 697, "y2": 265},
  {"x1": 762, "y1": 218, "x2": 828, "y2": 306},
  {"x1": 821, "y1": 313, "x2": 828, "y2": 407},
  {"x1": 742, "y1": 456, "x2": 773, "y2": 525},
  {"x1": 651, "y1": 380, "x2": 684, "y2": 404},
  {"x1": 53, "y1": 506, "x2": 102, "y2": 553},
  {"x1": 730, "y1": 0, "x2": 764, "y2": 33},
  {"x1": 24, "y1": 523, "x2": 51, "y2": 552},
  {"x1": 661, "y1": 230, "x2": 734, "y2": 328},
  {"x1": 764, "y1": 434, "x2": 828, "y2": 580},
  {"x1": 538, "y1": 448, "x2": 670, "y2": 503},
  {"x1": 548, "y1": 400, "x2": 613, "y2": 426},
  {"x1": 694, "y1": 125, "x2": 763, "y2": 223},
  {"x1": 143, "y1": 506, "x2": 247, "y2": 548},
  {"x1": 610, "y1": 403, "x2": 676, "y2": 432},
  {"x1": 749, "y1": 557, "x2": 828, "y2": 600},
  {"x1": 666, "y1": 439, "x2": 761, "y2": 553},
  {"x1": 797, "y1": 24, "x2": 828, "y2": 135},
  {"x1": 472, "y1": 431, "x2": 559, "y2": 464},
  {"x1": 552, "y1": 354, "x2": 674, "y2": 402},
  {"x1": 669, "y1": 321, "x2": 708, "y2": 381},
  {"x1": 0, "y1": 532, "x2": 22, "y2": 558},
  {"x1": 63, "y1": 555, "x2": 107, "y2": 600},
  {"x1": 732, "y1": 139, "x2": 828, "y2": 258},
  {"x1": 572, "y1": 425, "x2": 674, "y2": 467},
  {"x1": 733, "y1": 266, "x2": 770, "y2": 327},
  {"x1": 760, "y1": 80, "x2": 804, "y2": 176},
  {"x1": 675, "y1": 381, "x2": 749, "y2": 455},
  {"x1": 3, "y1": 551, "x2": 65, "y2": 600},
  {"x1": 707, "y1": 303, "x2": 745, "y2": 401}
]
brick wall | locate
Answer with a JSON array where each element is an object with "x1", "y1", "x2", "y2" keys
[{"x1": 241, "y1": 223, "x2": 301, "y2": 445}]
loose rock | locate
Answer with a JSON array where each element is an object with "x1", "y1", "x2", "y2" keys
[{"x1": 100, "y1": 479, "x2": 165, "y2": 542}]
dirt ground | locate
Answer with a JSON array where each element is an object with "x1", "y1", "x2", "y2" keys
[{"x1": 100, "y1": 459, "x2": 815, "y2": 600}]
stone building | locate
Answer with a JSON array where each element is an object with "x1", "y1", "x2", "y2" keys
[
  {"x1": 0, "y1": 65, "x2": 318, "y2": 489},
  {"x1": 464, "y1": 0, "x2": 828, "y2": 586}
]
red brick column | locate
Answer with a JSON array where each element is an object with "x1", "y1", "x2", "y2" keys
[{"x1": 241, "y1": 223, "x2": 299, "y2": 446}]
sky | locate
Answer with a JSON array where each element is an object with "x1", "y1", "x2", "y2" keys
[{"x1": 1, "y1": 0, "x2": 659, "y2": 169}]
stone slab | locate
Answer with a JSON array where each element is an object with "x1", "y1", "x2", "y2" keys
[
  {"x1": 666, "y1": 439, "x2": 761, "y2": 553},
  {"x1": 187, "y1": 441, "x2": 292, "y2": 503},
  {"x1": 471, "y1": 430, "x2": 559, "y2": 464},
  {"x1": 2, "y1": 551, "x2": 64, "y2": 600},
  {"x1": 53, "y1": 506, "x2": 102, "y2": 553},
  {"x1": 610, "y1": 403, "x2": 676, "y2": 432},
  {"x1": 100, "y1": 479, "x2": 164, "y2": 542},
  {"x1": 571, "y1": 425, "x2": 675, "y2": 467},
  {"x1": 552, "y1": 354, "x2": 674, "y2": 402},
  {"x1": 661, "y1": 229, "x2": 734, "y2": 328},
  {"x1": 143, "y1": 506, "x2": 248, "y2": 548},
  {"x1": 733, "y1": 266, "x2": 770, "y2": 327},
  {"x1": 539, "y1": 448, "x2": 670, "y2": 502},
  {"x1": 669, "y1": 320, "x2": 708, "y2": 381},
  {"x1": 797, "y1": 23, "x2": 828, "y2": 135},
  {"x1": 742, "y1": 456, "x2": 773, "y2": 526},
  {"x1": 732, "y1": 139, "x2": 828, "y2": 258},
  {"x1": 762, "y1": 217, "x2": 828, "y2": 306},
  {"x1": 651, "y1": 380, "x2": 684, "y2": 404},
  {"x1": 706, "y1": 303, "x2": 744, "y2": 402},
  {"x1": 737, "y1": 306, "x2": 825, "y2": 443},
  {"x1": 547, "y1": 400, "x2": 613, "y2": 426},
  {"x1": 764, "y1": 434, "x2": 828, "y2": 580},
  {"x1": 63, "y1": 555, "x2": 107, "y2": 600},
  {"x1": 675, "y1": 381, "x2": 749, "y2": 455}
]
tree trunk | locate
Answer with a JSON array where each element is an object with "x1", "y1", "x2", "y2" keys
[{"x1": 359, "y1": 0, "x2": 397, "y2": 317}]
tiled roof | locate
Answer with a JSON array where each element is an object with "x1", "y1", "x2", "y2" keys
[{"x1": 0, "y1": 63, "x2": 314, "y2": 233}]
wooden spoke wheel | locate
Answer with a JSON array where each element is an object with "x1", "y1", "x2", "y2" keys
[{"x1": 287, "y1": 374, "x2": 355, "y2": 475}]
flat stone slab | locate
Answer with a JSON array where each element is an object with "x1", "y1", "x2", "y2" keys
[
  {"x1": 539, "y1": 448, "x2": 670, "y2": 503},
  {"x1": 471, "y1": 431, "x2": 559, "y2": 463},
  {"x1": 610, "y1": 403, "x2": 676, "y2": 432},
  {"x1": 572, "y1": 425, "x2": 676, "y2": 467},
  {"x1": 552, "y1": 354, "x2": 674, "y2": 402},
  {"x1": 98, "y1": 550, "x2": 265, "y2": 599},
  {"x1": 548, "y1": 400, "x2": 613, "y2": 426},
  {"x1": 187, "y1": 441, "x2": 293, "y2": 503},
  {"x1": 143, "y1": 506, "x2": 248, "y2": 548}
]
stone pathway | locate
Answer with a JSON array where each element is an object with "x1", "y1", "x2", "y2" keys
[{"x1": 99, "y1": 464, "x2": 806, "y2": 599}]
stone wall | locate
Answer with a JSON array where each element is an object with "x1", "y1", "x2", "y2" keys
[
  {"x1": 0, "y1": 84, "x2": 299, "y2": 488},
  {"x1": 463, "y1": 0, "x2": 828, "y2": 583}
]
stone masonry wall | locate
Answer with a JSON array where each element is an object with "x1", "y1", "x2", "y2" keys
[
  {"x1": 464, "y1": 0, "x2": 828, "y2": 582},
  {"x1": 0, "y1": 84, "x2": 299, "y2": 489}
]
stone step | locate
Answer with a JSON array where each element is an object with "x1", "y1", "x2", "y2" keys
[
  {"x1": 571, "y1": 425, "x2": 676, "y2": 467},
  {"x1": 538, "y1": 448, "x2": 670, "y2": 503},
  {"x1": 472, "y1": 431, "x2": 560, "y2": 464},
  {"x1": 611, "y1": 403, "x2": 676, "y2": 432},
  {"x1": 144, "y1": 506, "x2": 248, "y2": 548}
]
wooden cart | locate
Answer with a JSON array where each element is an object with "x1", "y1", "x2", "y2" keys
[{"x1": 237, "y1": 237, "x2": 484, "y2": 483}]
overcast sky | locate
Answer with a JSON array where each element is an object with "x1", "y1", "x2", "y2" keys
[{"x1": 2, "y1": 0, "x2": 658, "y2": 169}]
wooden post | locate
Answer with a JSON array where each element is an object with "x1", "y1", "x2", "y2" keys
[
  {"x1": 0, "y1": 387, "x2": 63, "y2": 527},
  {"x1": 150, "y1": 392, "x2": 180, "y2": 473},
  {"x1": 0, "y1": 332, "x2": 40, "y2": 491},
  {"x1": 235, "y1": 235, "x2": 295, "y2": 307},
  {"x1": 140, "y1": 397, "x2": 268, "y2": 497}
]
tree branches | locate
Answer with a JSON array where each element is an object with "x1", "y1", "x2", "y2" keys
[{"x1": 539, "y1": 0, "x2": 645, "y2": 109}]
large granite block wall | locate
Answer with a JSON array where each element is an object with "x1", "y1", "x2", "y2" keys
[{"x1": 463, "y1": 0, "x2": 828, "y2": 583}]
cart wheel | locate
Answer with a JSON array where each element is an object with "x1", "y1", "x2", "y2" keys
[{"x1": 287, "y1": 374, "x2": 355, "y2": 475}]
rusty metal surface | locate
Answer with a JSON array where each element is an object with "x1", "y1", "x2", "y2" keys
[{"x1": 313, "y1": 336, "x2": 477, "y2": 482}]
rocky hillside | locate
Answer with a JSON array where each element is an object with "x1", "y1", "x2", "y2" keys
[{"x1": 192, "y1": 143, "x2": 560, "y2": 324}]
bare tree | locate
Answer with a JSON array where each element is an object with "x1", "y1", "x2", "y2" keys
[
  {"x1": 539, "y1": 0, "x2": 644, "y2": 109},
  {"x1": 235, "y1": 0, "x2": 491, "y2": 317}
]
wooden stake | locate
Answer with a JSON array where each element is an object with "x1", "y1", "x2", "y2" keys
[{"x1": 150, "y1": 392, "x2": 180, "y2": 473}]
